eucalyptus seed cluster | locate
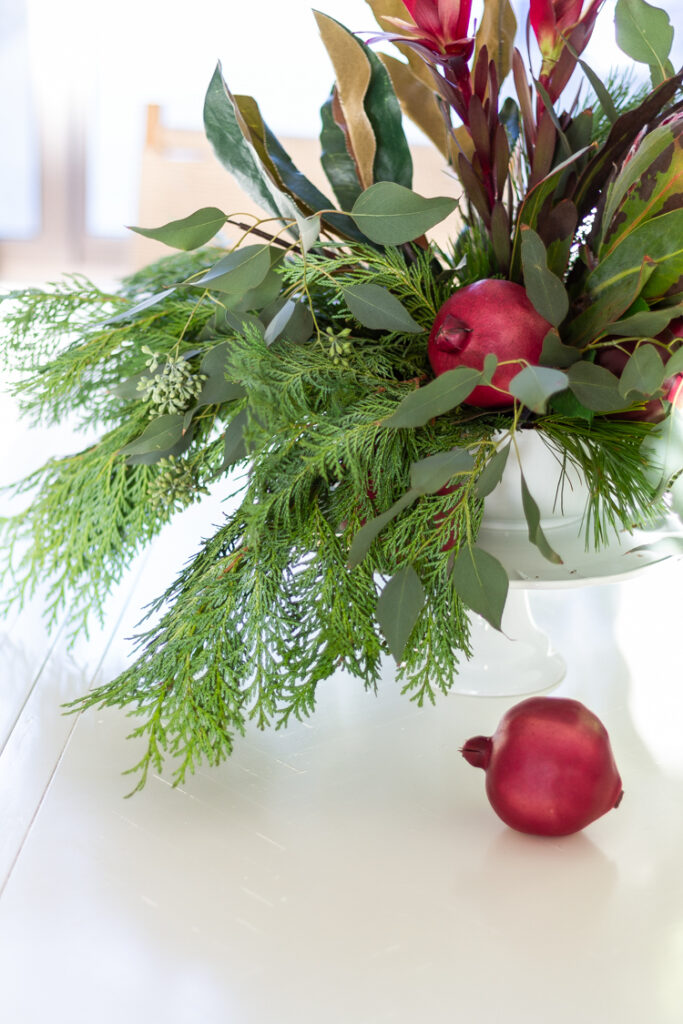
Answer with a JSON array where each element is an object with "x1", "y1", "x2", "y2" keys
[
  {"x1": 137, "y1": 346, "x2": 206, "y2": 416},
  {"x1": 323, "y1": 326, "x2": 353, "y2": 366},
  {"x1": 147, "y1": 456, "x2": 210, "y2": 514}
]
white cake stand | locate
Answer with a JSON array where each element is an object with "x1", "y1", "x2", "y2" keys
[{"x1": 451, "y1": 431, "x2": 681, "y2": 697}]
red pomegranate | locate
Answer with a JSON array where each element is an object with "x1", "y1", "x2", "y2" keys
[
  {"x1": 428, "y1": 280, "x2": 552, "y2": 408},
  {"x1": 461, "y1": 696, "x2": 624, "y2": 836}
]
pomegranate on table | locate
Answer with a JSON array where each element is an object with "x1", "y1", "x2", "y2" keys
[
  {"x1": 461, "y1": 697, "x2": 624, "y2": 836},
  {"x1": 428, "y1": 279, "x2": 552, "y2": 408}
]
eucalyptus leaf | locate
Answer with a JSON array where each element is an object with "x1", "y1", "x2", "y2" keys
[
  {"x1": 348, "y1": 490, "x2": 417, "y2": 568},
  {"x1": 376, "y1": 566, "x2": 426, "y2": 662},
  {"x1": 263, "y1": 299, "x2": 314, "y2": 345},
  {"x1": 475, "y1": 443, "x2": 511, "y2": 498},
  {"x1": 409, "y1": 448, "x2": 474, "y2": 494},
  {"x1": 665, "y1": 347, "x2": 683, "y2": 376},
  {"x1": 520, "y1": 227, "x2": 569, "y2": 326},
  {"x1": 343, "y1": 284, "x2": 423, "y2": 333},
  {"x1": 619, "y1": 344, "x2": 666, "y2": 399},
  {"x1": 509, "y1": 365, "x2": 569, "y2": 413},
  {"x1": 615, "y1": 0, "x2": 674, "y2": 81},
  {"x1": 219, "y1": 408, "x2": 250, "y2": 471},
  {"x1": 350, "y1": 182, "x2": 457, "y2": 245},
  {"x1": 482, "y1": 353, "x2": 499, "y2": 383},
  {"x1": 451, "y1": 545, "x2": 509, "y2": 632},
  {"x1": 101, "y1": 288, "x2": 176, "y2": 326},
  {"x1": 119, "y1": 414, "x2": 185, "y2": 458},
  {"x1": 125, "y1": 423, "x2": 196, "y2": 467},
  {"x1": 540, "y1": 329, "x2": 581, "y2": 367},
  {"x1": 568, "y1": 362, "x2": 627, "y2": 412},
  {"x1": 194, "y1": 342, "x2": 247, "y2": 406},
  {"x1": 384, "y1": 367, "x2": 483, "y2": 428},
  {"x1": 195, "y1": 245, "x2": 273, "y2": 295},
  {"x1": 520, "y1": 472, "x2": 564, "y2": 564},
  {"x1": 128, "y1": 207, "x2": 227, "y2": 251}
]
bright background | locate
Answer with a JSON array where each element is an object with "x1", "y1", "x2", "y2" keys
[{"x1": 1, "y1": 0, "x2": 682, "y2": 274}]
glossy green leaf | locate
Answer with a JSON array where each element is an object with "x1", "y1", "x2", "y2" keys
[
  {"x1": 358, "y1": 28, "x2": 413, "y2": 189},
  {"x1": 350, "y1": 182, "x2": 457, "y2": 244},
  {"x1": 348, "y1": 490, "x2": 417, "y2": 567},
  {"x1": 549, "y1": 388, "x2": 595, "y2": 422},
  {"x1": 204, "y1": 64, "x2": 293, "y2": 222},
  {"x1": 619, "y1": 344, "x2": 666, "y2": 399},
  {"x1": 475, "y1": 443, "x2": 511, "y2": 498},
  {"x1": 195, "y1": 245, "x2": 272, "y2": 295},
  {"x1": 520, "y1": 227, "x2": 569, "y2": 326},
  {"x1": 615, "y1": 0, "x2": 674, "y2": 82},
  {"x1": 409, "y1": 448, "x2": 474, "y2": 494},
  {"x1": 320, "y1": 91, "x2": 363, "y2": 211},
  {"x1": 384, "y1": 367, "x2": 483, "y2": 428},
  {"x1": 128, "y1": 207, "x2": 227, "y2": 251},
  {"x1": 376, "y1": 565, "x2": 426, "y2": 662},
  {"x1": 342, "y1": 284, "x2": 423, "y2": 333},
  {"x1": 568, "y1": 362, "x2": 628, "y2": 411},
  {"x1": 520, "y1": 472, "x2": 564, "y2": 564},
  {"x1": 562, "y1": 258, "x2": 657, "y2": 348},
  {"x1": 119, "y1": 414, "x2": 185, "y2": 458},
  {"x1": 509, "y1": 365, "x2": 569, "y2": 413},
  {"x1": 451, "y1": 545, "x2": 509, "y2": 631}
]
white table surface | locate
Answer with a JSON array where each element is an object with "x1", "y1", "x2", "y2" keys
[{"x1": 2, "y1": 386, "x2": 683, "y2": 1023}]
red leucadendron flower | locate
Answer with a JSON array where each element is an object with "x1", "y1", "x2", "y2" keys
[
  {"x1": 381, "y1": 0, "x2": 475, "y2": 61},
  {"x1": 529, "y1": 0, "x2": 605, "y2": 104}
]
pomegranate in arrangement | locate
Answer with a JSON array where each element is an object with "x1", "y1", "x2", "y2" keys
[
  {"x1": 461, "y1": 697, "x2": 624, "y2": 837},
  {"x1": 427, "y1": 279, "x2": 552, "y2": 408}
]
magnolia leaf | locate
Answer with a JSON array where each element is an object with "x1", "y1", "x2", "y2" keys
[
  {"x1": 119, "y1": 414, "x2": 185, "y2": 458},
  {"x1": 384, "y1": 367, "x2": 483, "y2": 428},
  {"x1": 358, "y1": 32, "x2": 413, "y2": 189},
  {"x1": 451, "y1": 545, "x2": 509, "y2": 632},
  {"x1": 475, "y1": 443, "x2": 511, "y2": 498},
  {"x1": 342, "y1": 284, "x2": 423, "y2": 333},
  {"x1": 568, "y1": 362, "x2": 628, "y2": 412},
  {"x1": 220, "y1": 408, "x2": 250, "y2": 471},
  {"x1": 314, "y1": 12, "x2": 376, "y2": 190},
  {"x1": 350, "y1": 182, "x2": 457, "y2": 244},
  {"x1": 520, "y1": 472, "x2": 563, "y2": 564},
  {"x1": 475, "y1": 0, "x2": 517, "y2": 86},
  {"x1": 409, "y1": 448, "x2": 474, "y2": 494},
  {"x1": 128, "y1": 207, "x2": 227, "y2": 251},
  {"x1": 195, "y1": 245, "x2": 272, "y2": 295},
  {"x1": 102, "y1": 288, "x2": 176, "y2": 326},
  {"x1": 348, "y1": 490, "x2": 417, "y2": 567},
  {"x1": 263, "y1": 299, "x2": 314, "y2": 345},
  {"x1": 540, "y1": 329, "x2": 581, "y2": 368},
  {"x1": 509, "y1": 365, "x2": 569, "y2": 414},
  {"x1": 376, "y1": 565, "x2": 426, "y2": 661},
  {"x1": 619, "y1": 344, "x2": 666, "y2": 399},
  {"x1": 378, "y1": 53, "x2": 449, "y2": 158},
  {"x1": 319, "y1": 90, "x2": 363, "y2": 210},
  {"x1": 204, "y1": 64, "x2": 295, "y2": 223},
  {"x1": 520, "y1": 227, "x2": 569, "y2": 326},
  {"x1": 615, "y1": 0, "x2": 674, "y2": 82}
]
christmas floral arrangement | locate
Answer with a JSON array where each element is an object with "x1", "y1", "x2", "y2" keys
[{"x1": 1, "y1": 0, "x2": 682, "y2": 790}]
